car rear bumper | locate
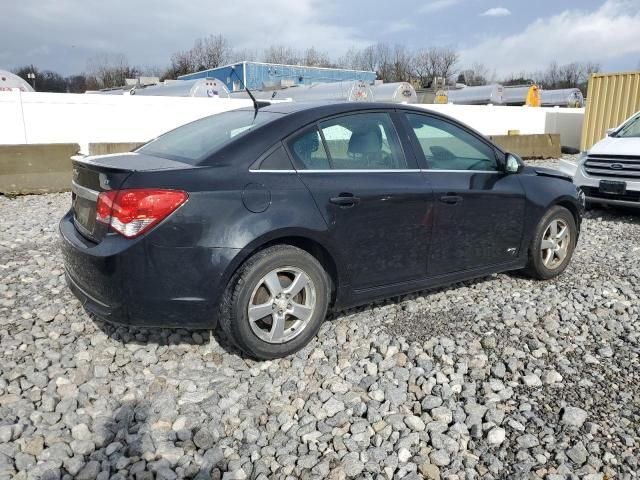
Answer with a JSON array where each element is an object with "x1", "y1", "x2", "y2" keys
[{"x1": 59, "y1": 210, "x2": 241, "y2": 328}]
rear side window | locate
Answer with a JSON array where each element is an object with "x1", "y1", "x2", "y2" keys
[
  {"x1": 257, "y1": 145, "x2": 293, "y2": 170},
  {"x1": 319, "y1": 113, "x2": 407, "y2": 170},
  {"x1": 137, "y1": 110, "x2": 280, "y2": 164},
  {"x1": 406, "y1": 113, "x2": 498, "y2": 171},
  {"x1": 287, "y1": 112, "x2": 408, "y2": 170},
  {"x1": 288, "y1": 129, "x2": 331, "y2": 170}
]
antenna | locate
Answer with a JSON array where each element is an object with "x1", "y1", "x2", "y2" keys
[{"x1": 230, "y1": 64, "x2": 266, "y2": 115}]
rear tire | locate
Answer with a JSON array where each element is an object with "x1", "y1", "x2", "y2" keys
[
  {"x1": 220, "y1": 245, "x2": 330, "y2": 360},
  {"x1": 523, "y1": 206, "x2": 577, "y2": 280}
]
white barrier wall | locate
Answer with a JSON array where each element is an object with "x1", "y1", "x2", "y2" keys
[
  {"x1": 0, "y1": 91, "x2": 585, "y2": 153},
  {"x1": 417, "y1": 104, "x2": 585, "y2": 149},
  {"x1": 0, "y1": 91, "x2": 253, "y2": 154}
]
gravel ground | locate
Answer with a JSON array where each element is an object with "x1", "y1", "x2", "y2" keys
[{"x1": 1, "y1": 159, "x2": 639, "y2": 480}]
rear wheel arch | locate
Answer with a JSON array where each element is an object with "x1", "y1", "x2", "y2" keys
[
  {"x1": 219, "y1": 244, "x2": 332, "y2": 359},
  {"x1": 223, "y1": 234, "x2": 343, "y2": 308}
]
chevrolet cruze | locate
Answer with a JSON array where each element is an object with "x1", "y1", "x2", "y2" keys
[{"x1": 60, "y1": 102, "x2": 583, "y2": 359}]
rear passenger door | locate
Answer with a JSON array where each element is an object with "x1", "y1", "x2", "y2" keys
[
  {"x1": 402, "y1": 112, "x2": 526, "y2": 275},
  {"x1": 286, "y1": 111, "x2": 434, "y2": 290}
]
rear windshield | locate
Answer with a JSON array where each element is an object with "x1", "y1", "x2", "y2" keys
[{"x1": 137, "y1": 110, "x2": 281, "y2": 164}]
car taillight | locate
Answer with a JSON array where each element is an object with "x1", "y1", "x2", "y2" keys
[{"x1": 96, "y1": 189, "x2": 188, "y2": 238}]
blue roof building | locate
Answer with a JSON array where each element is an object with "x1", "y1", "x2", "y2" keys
[{"x1": 178, "y1": 61, "x2": 377, "y2": 92}]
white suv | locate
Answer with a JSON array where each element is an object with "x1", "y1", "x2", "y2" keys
[{"x1": 572, "y1": 111, "x2": 640, "y2": 208}]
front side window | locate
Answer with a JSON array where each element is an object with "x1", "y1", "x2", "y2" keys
[
  {"x1": 319, "y1": 113, "x2": 407, "y2": 170},
  {"x1": 614, "y1": 113, "x2": 640, "y2": 138},
  {"x1": 406, "y1": 113, "x2": 498, "y2": 171}
]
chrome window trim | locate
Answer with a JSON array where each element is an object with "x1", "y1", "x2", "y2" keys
[
  {"x1": 249, "y1": 169, "x2": 422, "y2": 173},
  {"x1": 71, "y1": 181, "x2": 99, "y2": 201},
  {"x1": 299, "y1": 169, "x2": 422, "y2": 173},
  {"x1": 420, "y1": 169, "x2": 501, "y2": 174},
  {"x1": 249, "y1": 168, "x2": 501, "y2": 174}
]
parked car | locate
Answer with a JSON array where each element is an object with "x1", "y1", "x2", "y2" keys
[
  {"x1": 573, "y1": 111, "x2": 640, "y2": 208},
  {"x1": 60, "y1": 102, "x2": 584, "y2": 359}
]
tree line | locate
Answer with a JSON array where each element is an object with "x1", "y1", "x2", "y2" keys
[{"x1": 12, "y1": 34, "x2": 601, "y2": 94}]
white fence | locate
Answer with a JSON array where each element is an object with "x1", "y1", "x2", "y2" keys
[
  {"x1": 0, "y1": 91, "x2": 253, "y2": 154},
  {"x1": 0, "y1": 91, "x2": 585, "y2": 154}
]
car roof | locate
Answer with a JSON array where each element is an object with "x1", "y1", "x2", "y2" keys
[
  {"x1": 247, "y1": 101, "x2": 483, "y2": 133},
  {"x1": 238, "y1": 101, "x2": 422, "y2": 116}
]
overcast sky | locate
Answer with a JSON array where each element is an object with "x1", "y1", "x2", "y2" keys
[{"x1": 1, "y1": 0, "x2": 639, "y2": 76}]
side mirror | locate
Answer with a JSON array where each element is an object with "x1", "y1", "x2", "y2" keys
[
  {"x1": 505, "y1": 153, "x2": 523, "y2": 173},
  {"x1": 606, "y1": 127, "x2": 616, "y2": 137}
]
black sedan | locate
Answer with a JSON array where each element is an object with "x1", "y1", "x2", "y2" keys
[{"x1": 60, "y1": 102, "x2": 583, "y2": 359}]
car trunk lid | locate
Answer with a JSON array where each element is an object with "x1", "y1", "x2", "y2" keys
[{"x1": 71, "y1": 152, "x2": 192, "y2": 242}]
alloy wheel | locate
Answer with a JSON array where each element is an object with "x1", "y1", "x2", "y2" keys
[
  {"x1": 247, "y1": 267, "x2": 316, "y2": 344},
  {"x1": 540, "y1": 218, "x2": 570, "y2": 270}
]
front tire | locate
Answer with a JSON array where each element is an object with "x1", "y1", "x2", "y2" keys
[
  {"x1": 523, "y1": 205, "x2": 577, "y2": 280},
  {"x1": 220, "y1": 245, "x2": 330, "y2": 360}
]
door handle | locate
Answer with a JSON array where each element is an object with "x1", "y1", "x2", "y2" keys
[
  {"x1": 439, "y1": 194, "x2": 463, "y2": 205},
  {"x1": 330, "y1": 194, "x2": 360, "y2": 207}
]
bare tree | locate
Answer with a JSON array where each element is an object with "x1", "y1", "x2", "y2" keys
[
  {"x1": 411, "y1": 47, "x2": 459, "y2": 86},
  {"x1": 360, "y1": 45, "x2": 378, "y2": 72},
  {"x1": 337, "y1": 47, "x2": 364, "y2": 70},
  {"x1": 502, "y1": 72, "x2": 535, "y2": 86},
  {"x1": 86, "y1": 53, "x2": 140, "y2": 88},
  {"x1": 303, "y1": 47, "x2": 332, "y2": 67},
  {"x1": 160, "y1": 37, "x2": 465, "y2": 86},
  {"x1": 263, "y1": 45, "x2": 300, "y2": 65},
  {"x1": 14, "y1": 65, "x2": 68, "y2": 92},
  {"x1": 168, "y1": 50, "x2": 193, "y2": 78},
  {"x1": 233, "y1": 48, "x2": 259, "y2": 63},
  {"x1": 336, "y1": 45, "x2": 380, "y2": 73},
  {"x1": 65, "y1": 74, "x2": 88, "y2": 93},
  {"x1": 138, "y1": 65, "x2": 163, "y2": 78},
  {"x1": 533, "y1": 61, "x2": 600, "y2": 93},
  {"x1": 432, "y1": 47, "x2": 459, "y2": 82},
  {"x1": 195, "y1": 34, "x2": 232, "y2": 70},
  {"x1": 374, "y1": 43, "x2": 394, "y2": 82},
  {"x1": 411, "y1": 49, "x2": 433, "y2": 87},
  {"x1": 459, "y1": 62, "x2": 491, "y2": 86},
  {"x1": 166, "y1": 34, "x2": 234, "y2": 79},
  {"x1": 391, "y1": 45, "x2": 413, "y2": 83}
]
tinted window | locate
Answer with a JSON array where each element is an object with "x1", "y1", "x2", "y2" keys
[
  {"x1": 406, "y1": 113, "x2": 497, "y2": 171},
  {"x1": 288, "y1": 128, "x2": 331, "y2": 170},
  {"x1": 137, "y1": 110, "x2": 280, "y2": 164},
  {"x1": 258, "y1": 145, "x2": 293, "y2": 170},
  {"x1": 319, "y1": 113, "x2": 407, "y2": 170}
]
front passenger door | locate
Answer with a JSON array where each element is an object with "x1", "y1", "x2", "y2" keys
[{"x1": 403, "y1": 112, "x2": 526, "y2": 276}]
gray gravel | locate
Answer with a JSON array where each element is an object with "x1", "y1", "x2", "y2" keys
[{"x1": 1, "y1": 160, "x2": 639, "y2": 479}]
